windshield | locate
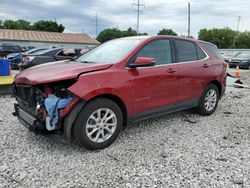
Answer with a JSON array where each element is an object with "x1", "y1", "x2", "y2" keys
[
  {"x1": 235, "y1": 53, "x2": 250, "y2": 59},
  {"x1": 77, "y1": 37, "x2": 147, "y2": 64}
]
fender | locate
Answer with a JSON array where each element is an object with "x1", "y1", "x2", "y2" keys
[
  {"x1": 63, "y1": 100, "x2": 86, "y2": 142},
  {"x1": 67, "y1": 69, "x2": 134, "y2": 116}
]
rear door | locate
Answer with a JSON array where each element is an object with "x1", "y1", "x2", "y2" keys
[
  {"x1": 173, "y1": 39, "x2": 210, "y2": 102},
  {"x1": 128, "y1": 39, "x2": 178, "y2": 115}
]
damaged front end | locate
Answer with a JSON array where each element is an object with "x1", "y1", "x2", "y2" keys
[{"x1": 13, "y1": 80, "x2": 80, "y2": 133}]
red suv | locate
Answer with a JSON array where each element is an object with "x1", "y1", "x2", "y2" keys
[{"x1": 13, "y1": 36, "x2": 227, "y2": 150}]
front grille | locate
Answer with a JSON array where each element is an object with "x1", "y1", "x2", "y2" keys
[
  {"x1": 14, "y1": 84, "x2": 36, "y2": 107},
  {"x1": 230, "y1": 61, "x2": 241, "y2": 64}
]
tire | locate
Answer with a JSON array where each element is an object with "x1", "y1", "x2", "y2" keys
[
  {"x1": 229, "y1": 65, "x2": 233, "y2": 68},
  {"x1": 196, "y1": 84, "x2": 219, "y2": 116},
  {"x1": 73, "y1": 98, "x2": 123, "y2": 150}
]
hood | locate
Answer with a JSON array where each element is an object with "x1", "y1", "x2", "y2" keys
[{"x1": 14, "y1": 60, "x2": 113, "y2": 85}]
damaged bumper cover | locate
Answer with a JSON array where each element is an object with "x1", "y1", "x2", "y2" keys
[
  {"x1": 13, "y1": 103, "x2": 44, "y2": 131},
  {"x1": 13, "y1": 97, "x2": 80, "y2": 132}
]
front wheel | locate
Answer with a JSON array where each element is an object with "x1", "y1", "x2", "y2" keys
[
  {"x1": 73, "y1": 98, "x2": 123, "y2": 150},
  {"x1": 196, "y1": 84, "x2": 219, "y2": 116}
]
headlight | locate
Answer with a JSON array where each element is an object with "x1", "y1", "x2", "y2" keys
[{"x1": 241, "y1": 60, "x2": 248, "y2": 63}]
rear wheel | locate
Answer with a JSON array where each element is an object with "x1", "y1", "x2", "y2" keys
[
  {"x1": 196, "y1": 84, "x2": 219, "y2": 116},
  {"x1": 73, "y1": 98, "x2": 123, "y2": 150}
]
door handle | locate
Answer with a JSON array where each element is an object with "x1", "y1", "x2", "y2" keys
[
  {"x1": 203, "y1": 64, "x2": 209, "y2": 68},
  {"x1": 166, "y1": 68, "x2": 176, "y2": 73}
]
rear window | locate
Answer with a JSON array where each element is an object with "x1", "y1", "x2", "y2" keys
[
  {"x1": 175, "y1": 40, "x2": 206, "y2": 62},
  {"x1": 203, "y1": 43, "x2": 221, "y2": 58}
]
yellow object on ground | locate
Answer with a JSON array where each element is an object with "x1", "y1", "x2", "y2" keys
[
  {"x1": 0, "y1": 76, "x2": 14, "y2": 94},
  {"x1": 0, "y1": 76, "x2": 14, "y2": 85}
]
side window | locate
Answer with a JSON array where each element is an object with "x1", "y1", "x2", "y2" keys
[
  {"x1": 196, "y1": 45, "x2": 207, "y2": 60},
  {"x1": 57, "y1": 50, "x2": 65, "y2": 56},
  {"x1": 203, "y1": 43, "x2": 221, "y2": 58},
  {"x1": 175, "y1": 40, "x2": 197, "y2": 62},
  {"x1": 136, "y1": 39, "x2": 172, "y2": 65}
]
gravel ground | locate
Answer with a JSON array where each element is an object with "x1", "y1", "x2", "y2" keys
[{"x1": 0, "y1": 69, "x2": 249, "y2": 188}]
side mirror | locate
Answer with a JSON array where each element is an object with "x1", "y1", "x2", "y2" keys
[{"x1": 128, "y1": 57, "x2": 156, "y2": 68}]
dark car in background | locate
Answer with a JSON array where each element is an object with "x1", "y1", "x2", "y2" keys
[
  {"x1": 229, "y1": 53, "x2": 250, "y2": 69},
  {"x1": 20, "y1": 48, "x2": 82, "y2": 70},
  {"x1": 7, "y1": 48, "x2": 48, "y2": 70},
  {"x1": 0, "y1": 44, "x2": 22, "y2": 57},
  {"x1": 21, "y1": 46, "x2": 36, "y2": 52},
  {"x1": 7, "y1": 53, "x2": 22, "y2": 70}
]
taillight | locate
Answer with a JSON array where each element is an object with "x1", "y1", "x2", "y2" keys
[
  {"x1": 23, "y1": 56, "x2": 35, "y2": 62},
  {"x1": 223, "y1": 62, "x2": 227, "y2": 69}
]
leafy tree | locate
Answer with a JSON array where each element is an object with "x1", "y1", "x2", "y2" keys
[
  {"x1": 198, "y1": 28, "x2": 236, "y2": 48},
  {"x1": 97, "y1": 28, "x2": 122, "y2": 43},
  {"x1": 97, "y1": 27, "x2": 148, "y2": 43},
  {"x1": 0, "y1": 19, "x2": 65, "y2": 33},
  {"x1": 0, "y1": 20, "x2": 3, "y2": 28},
  {"x1": 2, "y1": 19, "x2": 31, "y2": 30},
  {"x1": 32, "y1": 20, "x2": 64, "y2": 32},
  {"x1": 121, "y1": 27, "x2": 137, "y2": 37},
  {"x1": 158, "y1": 28, "x2": 177, "y2": 36},
  {"x1": 235, "y1": 32, "x2": 250, "y2": 49}
]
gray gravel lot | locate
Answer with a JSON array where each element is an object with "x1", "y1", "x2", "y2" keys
[{"x1": 0, "y1": 69, "x2": 249, "y2": 188}]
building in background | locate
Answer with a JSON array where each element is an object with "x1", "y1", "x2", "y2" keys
[{"x1": 0, "y1": 29, "x2": 99, "y2": 49}]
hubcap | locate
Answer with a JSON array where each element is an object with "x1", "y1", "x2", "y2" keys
[
  {"x1": 86, "y1": 108, "x2": 117, "y2": 143},
  {"x1": 204, "y1": 89, "x2": 217, "y2": 111}
]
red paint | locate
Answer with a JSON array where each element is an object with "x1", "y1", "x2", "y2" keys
[
  {"x1": 14, "y1": 60, "x2": 112, "y2": 85},
  {"x1": 14, "y1": 36, "x2": 226, "y2": 120}
]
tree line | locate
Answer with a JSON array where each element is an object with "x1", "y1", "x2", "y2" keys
[
  {"x1": 1, "y1": 19, "x2": 249, "y2": 48},
  {"x1": 198, "y1": 27, "x2": 250, "y2": 49},
  {"x1": 96, "y1": 28, "x2": 177, "y2": 43},
  {"x1": 98, "y1": 27, "x2": 250, "y2": 49},
  {"x1": 0, "y1": 19, "x2": 65, "y2": 33}
]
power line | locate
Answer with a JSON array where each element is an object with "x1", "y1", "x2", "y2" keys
[{"x1": 132, "y1": 0, "x2": 145, "y2": 35}]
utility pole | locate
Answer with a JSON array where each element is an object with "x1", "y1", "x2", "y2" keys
[
  {"x1": 95, "y1": 13, "x2": 98, "y2": 38},
  {"x1": 188, "y1": 2, "x2": 190, "y2": 37},
  {"x1": 233, "y1": 16, "x2": 241, "y2": 48},
  {"x1": 132, "y1": 0, "x2": 145, "y2": 35},
  {"x1": 236, "y1": 16, "x2": 241, "y2": 31}
]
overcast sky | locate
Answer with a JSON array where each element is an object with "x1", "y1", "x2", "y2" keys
[{"x1": 0, "y1": 0, "x2": 249, "y2": 38}]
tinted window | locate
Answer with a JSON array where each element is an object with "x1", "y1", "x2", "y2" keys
[
  {"x1": 136, "y1": 39, "x2": 172, "y2": 65},
  {"x1": 196, "y1": 45, "x2": 207, "y2": 60},
  {"x1": 44, "y1": 49, "x2": 61, "y2": 56},
  {"x1": 175, "y1": 40, "x2": 197, "y2": 62},
  {"x1": 203, "y1": 43, "x2": 221, "y2": 58}
]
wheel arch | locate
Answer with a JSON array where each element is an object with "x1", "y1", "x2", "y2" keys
[
  {"x1": 63, "y1": 93, "x2": 128, "y2": 142},
  {"x1": 209, "y1": 80, "x2": 222, "y2": 97}
]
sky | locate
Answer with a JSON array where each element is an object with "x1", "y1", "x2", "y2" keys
[{"x1": 0, "y1": 0, "x2": 250, "y2": 38}]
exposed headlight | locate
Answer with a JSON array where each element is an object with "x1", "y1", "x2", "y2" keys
[{"x1": 241, "y1": 60, "x2": 248, "y2": 63}]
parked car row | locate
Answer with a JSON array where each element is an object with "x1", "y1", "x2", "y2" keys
[
  {"x1": 221, "y1": 52, "x2": 250, "y2": 69},
  {"x1": 20, "y1": 48, "x2": 82, "y2": 70}
]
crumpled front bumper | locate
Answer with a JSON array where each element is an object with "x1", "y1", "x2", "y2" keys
[{"x1": 13, "y1": 103, "x2": 45, "y2": 131}]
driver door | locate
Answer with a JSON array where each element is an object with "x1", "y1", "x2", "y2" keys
[{"x1": 128, "y1": 39, "x2": 179, "y2": 115}]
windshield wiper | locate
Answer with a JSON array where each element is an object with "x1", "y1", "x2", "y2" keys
[{"x1": 80, "y1": 61, "x2": 95, "y2": 64}]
